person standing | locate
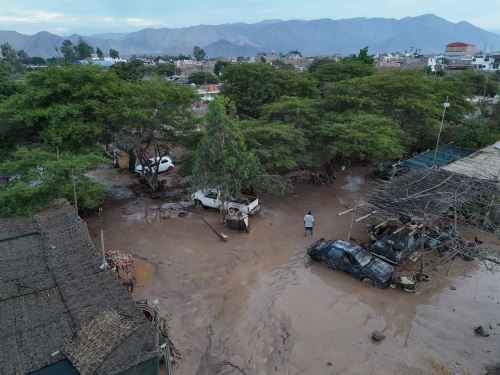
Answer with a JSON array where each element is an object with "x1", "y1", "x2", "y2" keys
[{"x1": 304, "y1": 211, "x2": 314, "y2": 236}]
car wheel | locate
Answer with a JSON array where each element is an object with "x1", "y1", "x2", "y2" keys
[
  {"x1": 167, "y1": 166, "x2": 174, "y2": 172},
  {"x1": 361, "y1": 277, "x2": 375, "y2": 287}
]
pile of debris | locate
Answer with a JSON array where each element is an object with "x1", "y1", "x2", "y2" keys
[
  {"x1": 365, "y1": 169, "x2": 497, "y2": 230},
  {"x1": 363, "y1": 168, "x2": 499, "y2": 273},
  {"x1": 106, "y1": 250, "x2": 136, "y2": 293}
]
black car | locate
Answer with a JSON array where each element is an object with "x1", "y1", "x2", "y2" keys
[
  {"x1": 307, "y1": 239, "x2": 395, "y2": 287},
  {"x1": 369, "y1": 228, "x2": 421, "y2": 264}
]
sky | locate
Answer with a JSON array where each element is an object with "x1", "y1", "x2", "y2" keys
[{"x1": 0, "y1": 0, "x2": 499, "y2": 36}]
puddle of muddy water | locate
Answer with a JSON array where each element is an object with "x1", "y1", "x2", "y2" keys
[{"x1": 86, "y1": 166, "x2": 500, "y2": 375}]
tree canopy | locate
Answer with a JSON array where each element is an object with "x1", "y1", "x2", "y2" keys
[
  {"x1": 191, "y1": 96, "x2": 259, "y2": 201},
  {"x1": 221, "y1": 63, "x2": 318, "y2": 117},
  {"x1": 188, "y1": 71, "x2": 218, "y2": 85}
]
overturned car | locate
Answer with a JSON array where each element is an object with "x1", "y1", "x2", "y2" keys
[{"x1": 307, "y1": 239, "x2": 395, "y2": 288}]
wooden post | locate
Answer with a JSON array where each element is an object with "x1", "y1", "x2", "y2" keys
[
  {"x1": 347, "y1": 206, "x2": 357, "y2": 241},
  {"x1": 56, "y1": 146, "x2": 60, "y2": 162},
  {"x1": 419, "y1": 223, "x2": 425, "y2": 277}
]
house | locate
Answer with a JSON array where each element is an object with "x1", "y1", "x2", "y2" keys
[
  {"x1": 0, "y1": 200, "x2": 159, "y2": 375},
  {"x1": 196, "y1": 84, "x2": 221, "y2": 101},
  {"x1": 472, "y1": 54, "x2": 500, "y2": 71}
]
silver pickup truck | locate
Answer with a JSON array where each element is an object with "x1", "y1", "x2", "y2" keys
[{"x1": 192, "y1": 189, "x2": 261, "y2": 215}]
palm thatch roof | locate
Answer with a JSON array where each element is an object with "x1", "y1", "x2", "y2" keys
[{"x1": 0, "y1": 199, "x2": 158, "y2": 375}]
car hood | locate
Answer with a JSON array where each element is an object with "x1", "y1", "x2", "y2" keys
[{"x1": 365, "y1": 258, "x2": 394, "y2": 283}]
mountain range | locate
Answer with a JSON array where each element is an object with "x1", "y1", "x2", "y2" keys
[{"x1": 1, "y1": 14, "x2": 499, "y2": 58}]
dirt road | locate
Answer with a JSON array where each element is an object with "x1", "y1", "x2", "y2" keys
[{"x1": 86, "y1": 167, "x2": 500, "y2": 375}]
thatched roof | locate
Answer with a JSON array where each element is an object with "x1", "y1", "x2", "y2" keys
[{"x1": 0, "y1": 200, "x2": 157, "y2": 375}]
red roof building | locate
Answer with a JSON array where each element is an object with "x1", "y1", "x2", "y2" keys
[{"x1": 445, "y1": 42, "x2": 475, "y2": 61}]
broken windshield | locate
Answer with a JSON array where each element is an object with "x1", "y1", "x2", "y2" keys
[{"x1": 354, "y1": 248, "x2": 373, "y2": 267}]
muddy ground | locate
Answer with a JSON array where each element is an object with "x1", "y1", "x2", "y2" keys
[{"x1": 86, "y1": 167, "x2": 500, "y2": 375}]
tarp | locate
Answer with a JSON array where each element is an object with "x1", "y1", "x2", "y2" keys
[{"x1": 400, "y1": 144, "x2": 473, "y2": 170}]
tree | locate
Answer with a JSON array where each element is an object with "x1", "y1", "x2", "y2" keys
[
  {"x1": 1, "y1": 42, "x2": 23, "y2": 75},
  {"x1": 96, "y1": 47, "x2": 104, "y2": 59},
  {"x1": 0, "y1": 65, "x2": 126, "y2": 152},
  {"x1": 214, "y1": 61, "x2": 230, "y2": 76},
  {"x1": 109, "y1": 48, "x2": 120, "y2": 59},
  {"x1": 193, "y1": 46, "x2": 206, "y2": 61},
  {"x1": 111, "y1": 60, "x2": 145, "y2": 81},
  {"x1": 191, "y1": 96, "x2": 259, "y2": 208},
  {"x1": 344, "y1": 46, "x2": 374, "y2": 65},
  {"x1": 221, "y1": 63, "x2": 318, "y2": 117},
  {"x1": 309, "y1": 59, "x2": 375, "y2": 86},
  {"x1": 16, "y1": 49, "x2": 29, "y2": 64},
  {"x1": 450, "y1": 119, "x2": 500, "y2": 149},
  {"x1": 60, "y1": 40, "x2": 77, "y2": 63},
  {"x1": 447, "y1": 70, "x2": 499, "y2": 97},
  {"x1": 111, "y1": 80, "x2": 197, "y2": 191},
  {"x1": 188, "y1": 71, "x2": 218, "y2": 85},
  {"x1": 321, "y1": 69, "x2": 471, "y2": 150},
  {"x1": 156, "y1": 63, "x2": 180, "y2": 77},
  {"x1": 319, "y1": 113, "x2": 402, "y2": 165},
  {"x1": 238, "y1": 120, "x2": 306, "y2": 173},
  {"x1": 74, "y1": 37, "x2": 94, "y2": 60},
  {"x1": 0, "y1": 147, "x2": 106, "y2": 216}
]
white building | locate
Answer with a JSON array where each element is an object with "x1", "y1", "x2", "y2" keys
[{"x1": 472, "y1": 54, "x2": 500, "y2": 71}]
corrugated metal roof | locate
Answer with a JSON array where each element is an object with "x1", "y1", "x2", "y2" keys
[{"x1": 400, "y1": 144, "x2": 474, "y2": 170}]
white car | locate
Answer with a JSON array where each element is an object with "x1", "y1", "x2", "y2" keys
[
  {"x1": 135, "y1": 156, "x2": 174, "y2": 175},
  {"x1": 192, "y1": 189, "x2": 261, "y2": 215}
]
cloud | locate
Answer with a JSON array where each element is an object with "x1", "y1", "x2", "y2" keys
[
  {"x1": 0, "y1": 9, "x2": 65, "y2": 23},
  {"x1": 125, "y1": 17, "x2": 159, "y2": 26}
]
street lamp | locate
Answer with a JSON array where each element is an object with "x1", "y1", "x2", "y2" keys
[{"x1": 433, "y1": 97, "x2": 450, "y2": 167}]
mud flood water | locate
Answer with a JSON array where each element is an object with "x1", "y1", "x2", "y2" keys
[{"x1": 86, "y1": 167, "x2": 500, "y2": 375}]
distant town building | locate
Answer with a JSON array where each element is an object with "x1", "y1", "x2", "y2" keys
[
  {"x1": 444, "y1": 42, "x2": 475, "y2": 61},
  {"x1": 472, "y1": 54, "x2": 500, "y2": 71},
  {"x1": 196, "y1": 84, "x2": 221, "y2": 101},
  {"x1": 175, "y1": 59, "x2": 216, "y2": 75}
]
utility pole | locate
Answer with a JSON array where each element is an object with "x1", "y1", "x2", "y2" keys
[
  {"x1": 100, "y1": 229, "x2": 107, "y2": 270},
  {"x1": 433, "y1": 96, "x2": 450, "y2": 167},
  {"x1": 71, "y1": 169, "x2": 78, "y2": 212}
]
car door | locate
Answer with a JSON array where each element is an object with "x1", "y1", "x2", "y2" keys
[
  {"x1": 341, "y1": 251, "x2": 361, "y2": 276},
  {"x1": 204, "y1": 192, "x2": 219, "y2": 208},
  {"x1": 158, "y1": 158, "x2": 170, "y2": 173},
  {"x1": 326, "y1": 248, "x2": 342, "y2": 269}
]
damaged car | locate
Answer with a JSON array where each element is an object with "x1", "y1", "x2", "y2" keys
[
  {"x1": 369, "y1": 228, "x2": 421, "y2": 264},
  {"x1": 307, "y1": 239, "x2": 394, "y2": 288}
]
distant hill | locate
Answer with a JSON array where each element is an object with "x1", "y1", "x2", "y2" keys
[{"x1": 1, "y1": 14, "x2": 499, "y2": 58}]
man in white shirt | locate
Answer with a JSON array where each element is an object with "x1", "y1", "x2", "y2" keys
[{"x1": 304, "y1": 211, "x2": 314, "y2": 236}]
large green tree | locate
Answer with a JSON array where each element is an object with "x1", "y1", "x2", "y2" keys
[
  {"x1": 74, "y1": 37, "x2": 94, "y2": 60},
  {"x1": 0, "y1": 147, "x2": 106, "y2": 216},
  {"x1": 191, "y1": 96, "x2": 260, "y2": 204},
  {"x1": 60, "y1": 40, "x2": 77, "y2": 64},
  {"x1": 221, "y1": 63, "x2": 317, "y2": 117},
  {"x1": 193, "y1": 46, "x2": 206, "y2": 61},
  {"x1": 111, "y1": 79, "x2": 197, "y2": 190},
  {"x1": 238, "y1": 120, "x2": 307, "y2": 173},
  {"x1": 0, "y1": 65, "x2": 125, "y2": 152},
  {"x1": 321, "y1": 69, "x2": 471, "y2": 150}
]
